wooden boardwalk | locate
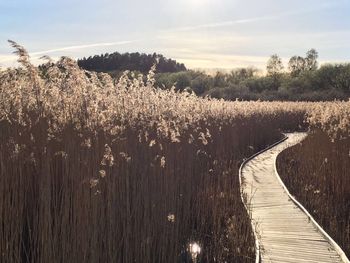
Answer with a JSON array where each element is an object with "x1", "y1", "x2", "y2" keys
[{"x1": 240, "y1": 133, "x2": 350, "y2": 263}]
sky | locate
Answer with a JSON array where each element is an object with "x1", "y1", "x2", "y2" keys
[{"x1": 1, "y1": 0, "x2": 350, "y2": 70}]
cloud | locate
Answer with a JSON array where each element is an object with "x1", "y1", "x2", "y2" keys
[
  {"x1": 0, "y1": 40, "x2": 135, "y2": 67},
  {"x1": 0, "y1": 55, "x2": 17, "y2": 63},
  {"x1": 161, "y1": 3, "x2": 341, "y2": 33},
  {"x1": 162, "y1": 16, "x2": 277, "y2": 32},
  {"x1": 30, "y1": 40, "x2": 135, "y2": 56},
  {"x1": 156, "y1": 47, "x2": 270, "y2": 69}
]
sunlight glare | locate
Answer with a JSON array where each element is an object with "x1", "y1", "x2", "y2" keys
[{"x1": 187, "y1": 0, "x2": 211, "y2": 7}]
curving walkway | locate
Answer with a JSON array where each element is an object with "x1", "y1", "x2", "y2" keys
[{"x1": 241, "y1": 133, "x2": 349, "y2": 263}]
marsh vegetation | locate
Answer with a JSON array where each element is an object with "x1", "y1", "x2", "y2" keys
[{"x1": 0, "y1": 41, "x2": 349, "y2": 262}]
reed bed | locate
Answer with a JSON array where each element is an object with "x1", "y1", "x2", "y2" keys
[{"x1": 0, "y1": 41, "x2": 313, "y2": 263}]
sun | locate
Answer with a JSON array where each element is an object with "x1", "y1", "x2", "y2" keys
[{"x1": 187, "y1": 0, "x2": 212, "y2": 7}]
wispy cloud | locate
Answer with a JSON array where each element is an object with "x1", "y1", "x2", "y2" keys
[
  {"x1": 162, "y1": 16, "x2": 277, "y2": 32},
  {"x1": 162, "y1": 4, "x2": 340, "y2": 33},
  {"x1": 0, "y1": 40, "x2": 136, "y2": 66},
  {"x1": 30, "y1": 40, "x2": 135, "y2": 56}
]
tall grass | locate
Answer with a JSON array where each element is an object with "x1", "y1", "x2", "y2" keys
[{"x1": 0, "y1": 41, "x2": 310, "y2": 262}]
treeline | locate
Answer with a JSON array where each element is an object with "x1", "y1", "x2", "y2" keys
[
  {"x1": 78, "y1": 52, "x2": 186, "y2": 74},
  {"x1": 155, "y1": 49, "x2": 350, "y2": 101},
  {"x1": 78, "y1": 49, "x2": 350, "y2": 101}
]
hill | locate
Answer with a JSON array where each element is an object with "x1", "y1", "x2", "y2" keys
[{"x1": 77, "y1": 52, "x2": 186, "y2": 74}]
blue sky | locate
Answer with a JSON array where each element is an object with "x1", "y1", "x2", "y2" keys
[{"x1": 1, "y1": 0, "x2": 350, "y2": 69}]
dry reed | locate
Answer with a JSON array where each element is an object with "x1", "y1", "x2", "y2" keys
[{"x1": 0, "y1": 41, "x2": 323, "y2": 263}]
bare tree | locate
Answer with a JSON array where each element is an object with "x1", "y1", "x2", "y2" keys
[
  {"x1": 288, "y1": 56, "x2": 306, "y2": 77},
  {"x1": 305, "y1": 49, "x2": 319, "y2": 71},
  {"x1": 266, "y1": 54, "x2": 284, "y2": 77}
]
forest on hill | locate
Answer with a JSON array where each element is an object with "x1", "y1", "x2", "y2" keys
[
  {"x1": 78, "y1": 52, "x2": 186, "y2": 74},
  {"x1": 78, "y1": 49, "x2": 350, "y2": 101}
]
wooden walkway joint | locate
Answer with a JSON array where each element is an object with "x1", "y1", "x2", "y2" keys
[{"x1": 240, "y1": 133, "x2": 350, "y2": 263}]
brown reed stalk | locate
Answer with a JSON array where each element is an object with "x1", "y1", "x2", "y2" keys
[{"x1": 0, "y1": 41, "x2": 309, "y2": 263}]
